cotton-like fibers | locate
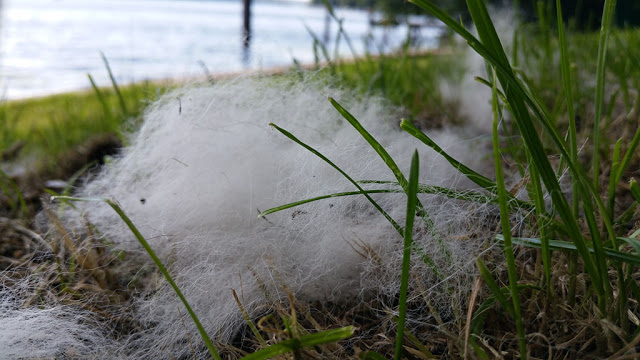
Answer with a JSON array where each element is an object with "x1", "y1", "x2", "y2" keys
[
  {"x1": 59, "y1": 76, "x2": 496, "y2": 358},
  {"x1": 0, "y1": 281, "x2": 119, "y2": 359},
  {"x1": 439, "y1": 8, "x2": 518, "y2": 133}
]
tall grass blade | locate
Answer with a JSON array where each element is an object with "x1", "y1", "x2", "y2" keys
[
  {"x1": 100, "y1": 52, "x2": 128, "y2": 115},
  {"x1": 399, "y1": 119, "x2": 496, "y2": 192},
  {"x1": 304, "y1": 24, "x2": 333, "y2": 67},
  {"x1": 555, "y1": 0, "x2": 579, "y2": 217},
  {"x1": 608, "y1": 140, "x2": 630, "y2": 329},
  {"x1": 394, "y1": 150, "x2": 419, "y2": 360},
  {"x1": 259, "y1": 189, "x2": 402, "y2": 218},
  {"x1": 319, "y1": 0, "x2": 335, "y2": 18},
  {"x1": 620, "y1": 237, "x2": 640, "y2": 256},
  {"x1": 320, "y1": 4, "x2": 361, "y2": 72},
  {"x1": 491, "y1": 69, "x2": 527, "y2": 357},
  {"x1": 608, "y1": 140, "x2": 622, "y2": 220},
  {"x1": 409, "y1": 0, "x2": 620, "y2": 319},
  {"x1": 329, "y1": 98, "x2": 408, "y2": 190},
  {"x1": 50, "y1": 195, "x2": 222, "y2": 360},
  {"x1": 502, "y1": 0, "x2": 609, "y2": 306},
  {"x1": 475, "y1": 258, "x2": 514, "y2": 318},
  {"x1": 554, "y1": 0, "x2": 583, "y2": 305},
  {"x1": 592, "y1": 0, "x2": 618, "y2": 188},
  {"x1": 615, "y1": 125, "x2": 640, "y2": 185},
  {"x1": 329, "y1": 98, "x2": 451, "y2": 262},
  {"x1": 268, "y1": 123, "x2": 402, "y2": 235},
  {"x1": 581, "y1": 187, "x2": 613, "y2": 308},
  {"x1": 505, "y1": 236, "x2": 640, "y2": 266},
  {"x1": 631, "y1": 178, "x2": 640, "y2": 203},
  {"x1": 527, "y1": 142, "x2": 552, "y2": 294},
  {"x1": 269, "y1": 122, "x2": 443, "y2": 277},
  {"x1": 259, "y1": 184, "x2": 531, "y2": 219},
  {"x1": 87, "y1": 74, "x2": 113, "y2": 121}
]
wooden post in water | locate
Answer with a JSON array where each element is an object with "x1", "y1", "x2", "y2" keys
[{"x1": 243, "y1": 0, "x2": 251, "y2": 47}]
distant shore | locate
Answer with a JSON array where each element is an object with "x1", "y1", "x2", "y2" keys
[{"x1": 6, "y1": 48, "x2": 447, "y2": 104}]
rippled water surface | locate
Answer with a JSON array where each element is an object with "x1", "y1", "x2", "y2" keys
[{"x1": 0, "y1": 0, "x2": 440, "y2": 99}]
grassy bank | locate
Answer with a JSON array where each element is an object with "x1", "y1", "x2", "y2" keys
[
  {"x1": 0, "y1": 48, "x2": 461, "y2": 176},
  {"x1": 2, "y1": 1, "x2": 640, "y2": 358},
  {"x1": 1, "y1": 80, "x2": 168, "y2": 167}
]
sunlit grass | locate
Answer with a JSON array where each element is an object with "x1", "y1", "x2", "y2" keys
[{"x1": 0, "y1": 79, "x2": 170, "y2": 169}]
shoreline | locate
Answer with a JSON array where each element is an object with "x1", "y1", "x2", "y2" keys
[{"x1": 5, "y1": 48, "x2": 448, "y2": 104}]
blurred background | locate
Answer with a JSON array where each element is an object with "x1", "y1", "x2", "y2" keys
[{"x1": 0, "y1": 0, "x2": 443, "y2": 100}]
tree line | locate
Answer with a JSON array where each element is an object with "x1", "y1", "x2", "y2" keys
[{"x1": 318, "y1": 0, "x2": 639, "y2": 30}]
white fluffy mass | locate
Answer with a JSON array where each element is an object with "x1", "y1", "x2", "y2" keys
[
  {"x1": 2, "y1": 76, "x2": 499, "y2": 359},
  {"x1": 0, "y1": 281, "x2": 120, "y2": 359}
]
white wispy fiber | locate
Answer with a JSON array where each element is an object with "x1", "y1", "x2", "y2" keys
[
  {"x1": 13, "y1": 76, "x2": 498, "y2": 359},
  {"x1": 0, "y1": 282, "x2": 119, "y2": 359},
  {"x1": 439, "y1": 7, "x2": 518, "y2": 133}
]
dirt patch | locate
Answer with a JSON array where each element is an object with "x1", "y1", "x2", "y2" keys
[{"x1": 0, "y1": 133, "x2": 122, "y2": 219}]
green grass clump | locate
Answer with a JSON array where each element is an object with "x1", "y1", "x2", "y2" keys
[
  {"x1": 332, "y1": 51, "x2": 465, "y2": 128},
  {"x1": 304, "y1": 8, "x2": 466, "y2": 129},
  {"x1": 264, "y1": 0, "x2": 640, "y2": 358},
  {"x1": 0, "y1": 78, "x2": 169, "y2": 170}
]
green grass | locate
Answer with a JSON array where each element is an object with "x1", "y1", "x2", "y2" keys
[
  {"x1": 0, "y1": 79, "x2": 169, "y2": 169},
  {"x1": 305, "y1": 22, "x2": 466, "y2": 129},
  {"x1": 266, "y1": 0, "x2": 640, "y2": 357},
  {"x1": 394, "y1": 150, "x2": 420, "y2": 360},
  {"x1": 3, "y1": 3, "x2": 640, "y2": 358},
  {"x1": 332, "y1": 51, "x2": 465, "y2": 127},
  {"x1": 410, "y1": 0, "x2": 639, "y2": 356}
]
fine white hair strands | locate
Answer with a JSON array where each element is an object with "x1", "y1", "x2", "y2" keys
[{"x1": 1, "y1": 76, "x2": 499, "y2": 359}]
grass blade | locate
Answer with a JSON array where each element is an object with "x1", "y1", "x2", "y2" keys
[
  {"x1": 592, "y1": 0, "x2": 618, "y2": 188},
  {"x1": 329, "y1": 98, "x2": 451, "y2": 264},
  {"x1": 100, "y1": 52, "x2": 128, "y2": 115},
  {"x1": 268, "y1": 123, "x2": 402, "y2": 235},
  {"x1": 304, "y1": 24, "x2": 333, "y2": 67},
  {"x1": 631, "y1": 178, "x2": 640, "y2": 203},
  {"x1": 269, "y1": 122, "x2": 444, "y2": 277},
  {"x1": 259, "y1": 189, "x2": 402, "y2": 218},
  {"x1": 615, "y1": 124, "x2": 640, "y2": 185},
  {"x1": 240, "y1": 326, "x2": 354, "y2": 360},
  {"x1": 526, "y1": 151, "x2": 552, "y2": 294},
  {"x1": 87, "y1": 73, "x2": 113, "y2": 121},
  {"x1": 475, "y1": 0, "x2": 608, "y2": 310},
  {"x1": 608, "y1": 140, "x2": 622, "y2": 221},
  {"x1": 51, "y1": 195, "x2": 221, "y2": 360},
  {"x1": 505, "y1": 236, "x2": 640, "y2": 267},
  {"x1": 620, "y1": 237, "x2": 640, "y2": 257},
  {"x1": 555, "y1": 0, "x2": 579, "y2": 220},
  {"x1": 399, "y1": 119, "x2": 496, "y2": 192},
  {"x1": 329, "y1": 98, "x2": 408, "y2": 190},
  {"x1": 491, "y1": 68, "x2": 527, "y2": 357},
  {"x1": 475, "y1": 258, "x2": 514, "y2": 318},
  {"x1": 0, "y1": 168, "x2": 28, "y2": 218},
  {"x1": 232, "y1": 289, "x2": 267, "y2": 347},
  {"x1": 394, "y1": 150, "x2": 419, "y2": 360},
  {"x1": 259, "y1": 184, "x2": 532, "y2": 219}
]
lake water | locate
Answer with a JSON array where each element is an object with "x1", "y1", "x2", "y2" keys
[{"x1": 0, "y1": 0, "x2": 441, "y2": 99}]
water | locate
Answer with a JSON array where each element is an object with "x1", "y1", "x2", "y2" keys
[{"x1": 0, "y1": 0, "x2": 441, "y2": 100}]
